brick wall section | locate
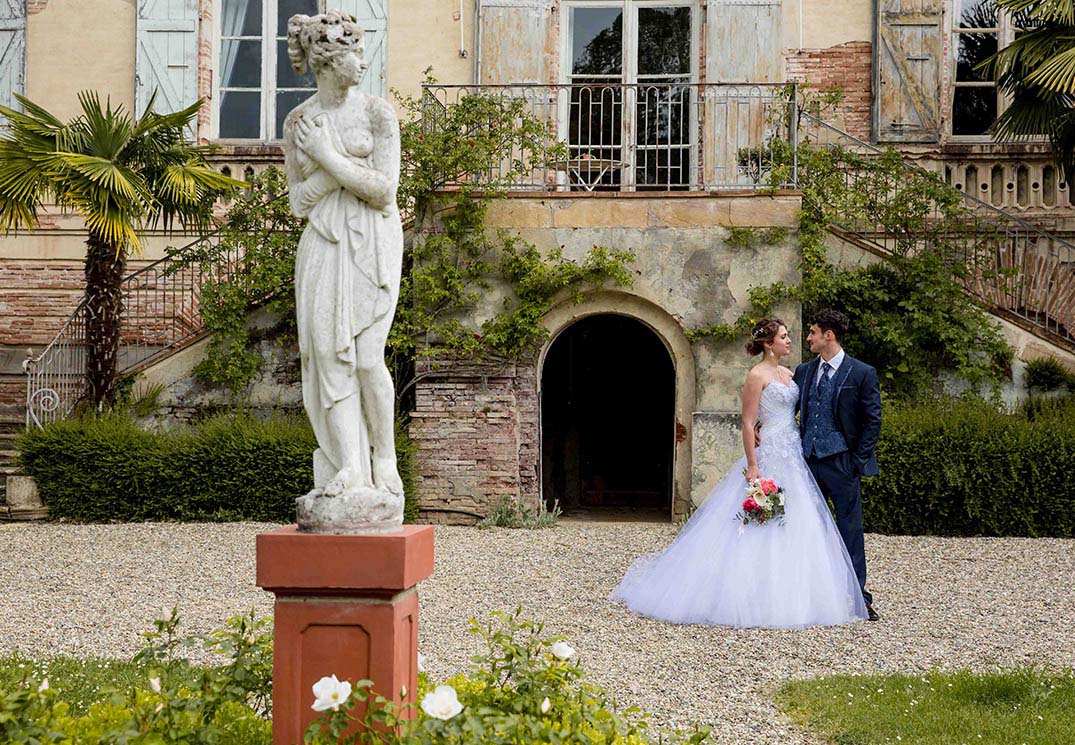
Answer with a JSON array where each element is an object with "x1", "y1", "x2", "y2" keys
[
  {"x1": 785, "y1": 42, "x2": 873, "y2": 143},
  {"x1": 0, "y1": 263, "x2": 85, "y2": 348},
  {"x1": 409, "y1": 357, "x2": 539, "y2": 525}
]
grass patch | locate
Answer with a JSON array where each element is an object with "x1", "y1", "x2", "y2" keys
[
  {"x1": 0, "y1": 653, "x2": 202, "y2": 715},
  {"x1": 777, "y1": 669, "x2": 1075, "y2": 744}
]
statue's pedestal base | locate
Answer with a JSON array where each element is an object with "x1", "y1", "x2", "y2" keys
[{"x1": 256, "y1": 525, "x2": 434, "y2": 745}]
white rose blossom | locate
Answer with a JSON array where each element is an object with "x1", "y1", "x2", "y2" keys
[
  {"x1": 550, "y1": 641, "x2": 576, "y2": 660},
  {"x1": 311, "y1": 675, "x2": 352, "y2": 712},
  {"x1": 540, "y1": 696, "x2": 551, "y2": 714},
  {"x1": 149, "y1": 677, "x2": 162, "y2": 694},
  {"x1": 37, "y1": 678, "x2": 49, "y2": 693},
  {"x1": 420, "y1": 684, "x2": 464, "y2": 720}
]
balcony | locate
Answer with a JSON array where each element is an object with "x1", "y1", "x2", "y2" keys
[{"x1": 419, "y1": 83, "x2": 796, "y2": 193}]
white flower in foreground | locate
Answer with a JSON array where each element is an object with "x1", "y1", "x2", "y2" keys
[
  {"x1": 418, "y1": 652, "x2": 426, "y2": 673},
  {"x1": 421, "y1": 685, "x2": 463, "y2": 720},
  {"x1": 540, "y1": 696, "x2": 551, "y2": 714},
  {"x1": 311, "y1": 675, "x2": 352, "y2": 712},
  {"x1": 550, "y1": 641, "x2": 576, "y2": 660},
  {"x1": 149, "y1": 677, "x2": 162, "y2": 694},
  {"x1": 37, "y1": 678, "x2": 49, "y2": 693}
]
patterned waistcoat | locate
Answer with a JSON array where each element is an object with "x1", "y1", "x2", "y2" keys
[{"x1": 802, "y1": 370, "x2": 849, "y2": 459}]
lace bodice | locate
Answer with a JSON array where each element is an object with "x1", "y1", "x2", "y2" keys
[{"x1": 757, "y1": 380, "x2": 802, "y2": 461}]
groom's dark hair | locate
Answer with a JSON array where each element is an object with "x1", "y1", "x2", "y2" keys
[{"x1": 810, "y1": 309, "x2": 849, "y2": 343}]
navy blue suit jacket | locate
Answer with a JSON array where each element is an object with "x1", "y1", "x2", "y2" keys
[{"x1": 793, "y1": 354, "x2": 882, "y2": 477}]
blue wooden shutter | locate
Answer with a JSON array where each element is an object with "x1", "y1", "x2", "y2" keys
[
  {"x1": 337, "y1": 0, "x2": 387, "y2": 98},
  {"x1": 0, "y1": 0, "x2": 26, "y2": 121},
  {"x1": 478, "y1": 0, "x2": 550, "y2": 84},
  {"x1": 136, "y1": 0, "x2": 200, "y2": 119}
]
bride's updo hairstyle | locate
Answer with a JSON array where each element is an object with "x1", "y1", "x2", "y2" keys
[
  {"x1": 287, "y1": 11, "x2": 365, "y2": 75},
  {"x1": 746, "y1": 317, "x2": 785, "y2": 356}
]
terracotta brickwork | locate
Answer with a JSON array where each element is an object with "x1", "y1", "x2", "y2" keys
[
  {"x1": 785, "y1": 42, "x2": 873, "y2": 143},
  {"x1": 409, "y1": 358, "x2": 540, "y2": 525},
  {"x1": 0, "y1": 262, "x2": 84, "y2": 348}
]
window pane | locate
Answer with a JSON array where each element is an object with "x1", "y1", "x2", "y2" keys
[
  {"x1": 571, "y1": 7, "x2": 622, "y2": 76},
  {"x1": 957, "y1": 0, "x2": 997, "y2": 28},
  {"x1": 220, "y1": 39, "x2": 262, "y2": 88},
  {"x1": 221, "y1": 0, "x2": 263, "y2": 37},
  {"x1": 637, "y1": 7, "x2": 692, "y2": 77},
  {"x1": 278, "y1": 0, "x2": 319, "y2": 36},
  {"x1": 219, "y1": 90, "x2": 262, "y2": 138},
  {"x1": 952, "y1": 86, "x2": 997, "y2": 135},
  {"x1": 276, "y1": 90, "x2": 315, "y2": 139},
  {"x1": 956, "y1": 32, "x2": 997, "y2": 81},
  {"x1": 277, "y1": 39, "x2": 316, "y2": 87}
]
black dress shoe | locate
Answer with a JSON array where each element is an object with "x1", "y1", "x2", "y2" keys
[{"x1": 866, "y1": 604, "x2": 880, "y2": 622}]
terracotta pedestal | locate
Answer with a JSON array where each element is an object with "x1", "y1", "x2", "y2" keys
[{"x1": 256, "y1": 525, "x2": 435, "y2": 745}]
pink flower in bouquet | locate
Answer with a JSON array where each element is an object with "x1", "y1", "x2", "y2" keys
[
  {"x1": 760, "y1": 479, "x2": 778, "y2": 496},
  {"x1": 742, "y1": 497, "x2": 759, "y2": 512}
]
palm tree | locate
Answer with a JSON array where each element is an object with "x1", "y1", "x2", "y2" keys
[
  {"x1": 983, "y1": 0, "x2": 1075, "y2": 180},
  {"x1": 0, "y1": 91, "x2": 242, "y2": 407}
]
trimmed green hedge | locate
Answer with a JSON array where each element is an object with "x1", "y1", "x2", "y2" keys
[
  {"x1": 864, "y1": 396, "x2": 1075, "y2": 537},
  {"x1": 18, "y1": 413, "x2": 418, "y2": 523}
]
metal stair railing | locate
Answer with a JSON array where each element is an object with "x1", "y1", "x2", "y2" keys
[{"x1": 799, "y1": 112, "x2": 1075, "y2": 351}]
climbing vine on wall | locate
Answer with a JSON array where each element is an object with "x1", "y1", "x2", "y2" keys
[
  {"x1": 689, "y1": 134, "x2": 1011, "y2": 399},
  {"x1": 183, "y1": 75, "x2": 634, "y2": 402}
]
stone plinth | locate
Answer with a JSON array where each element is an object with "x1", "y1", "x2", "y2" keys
[{"x1": 256, "y1": 525, "x2": 435, "y2": 745}]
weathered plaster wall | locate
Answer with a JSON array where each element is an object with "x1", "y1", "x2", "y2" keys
[
  {"x1": 410, "y1": 193, "x2": 804, "y2": 522},
  {"x1": 26, "y1": 0, "x2": 136, "y2": 120},
  {"x1": 388, "y1": 0, "x2": 475, "y2": 103}
]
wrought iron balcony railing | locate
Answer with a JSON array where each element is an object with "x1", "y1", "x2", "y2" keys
[{"x1": 419, "y1": 82, "x2": 797, "y2": 192}]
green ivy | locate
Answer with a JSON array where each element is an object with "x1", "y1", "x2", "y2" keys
[
  {"x1": 180, "y1": 74, "x2": 634, "y2": 404},
  {"x1": 691, "y1": 133, "x2": 1012, "y2": 399}
]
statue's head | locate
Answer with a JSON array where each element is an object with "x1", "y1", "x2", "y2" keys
[{"x1": 287, "y1": 11, "x2": 368, "y2": 84}]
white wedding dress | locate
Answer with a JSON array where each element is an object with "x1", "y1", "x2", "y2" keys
[{"x1": 612, "y1": 380, "x2": 868, "y2": 629}]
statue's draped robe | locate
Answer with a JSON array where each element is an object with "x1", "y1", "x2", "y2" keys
[{"x1": 294, "y1": 143, "x2": 399, "y2": 485}]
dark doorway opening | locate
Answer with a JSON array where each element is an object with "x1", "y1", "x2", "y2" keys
[{"x1": 541, "y1": 314, "x2": 675, "y2": 520}]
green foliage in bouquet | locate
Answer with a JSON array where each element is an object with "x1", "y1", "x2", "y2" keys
[{"x1": 304, "y1": 608, "x2": 711, "y2": 745}]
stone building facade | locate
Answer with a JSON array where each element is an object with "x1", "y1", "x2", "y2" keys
[{"x1": 1, "y1": 0, "x2": 1072, "y2": 518}]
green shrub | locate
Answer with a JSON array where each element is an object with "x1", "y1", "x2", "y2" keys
[
  {"x1": 18, "y1": 412, "x2": 418, "y2": 523},
  {"x1": 863, "y1": 396, "x2": 1075, "y2": 536},
  {"x1": 1024, "y1": 356, "x2": 1074, "y2": 393},
  {"x1": 0, "y1": 610, "x2": 273, "y2": 745},
  {"x1": 306, "y1": 608, "x2": 711, "y2": 745}
]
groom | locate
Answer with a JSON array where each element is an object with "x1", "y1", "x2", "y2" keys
[{"x1": 792, "y1": 309, "x2": 882, "y2": 621}]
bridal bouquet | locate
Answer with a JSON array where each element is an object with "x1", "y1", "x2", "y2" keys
[{"x1": 737, "y1": 476, "x2": 785, "y2": 527}]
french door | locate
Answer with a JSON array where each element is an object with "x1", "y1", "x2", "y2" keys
[{"x1": 561, "y1": 1, "x2": 698, "y2": 190}]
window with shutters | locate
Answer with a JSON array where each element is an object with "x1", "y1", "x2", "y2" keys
[
  {"x1": 0, "y1": 0, "x2": 26, "y2": 124},
  {"x1": 949, "y1": 0, "x2": 1034, "y2": 138},
  {"x1": 213, "y1": 0, "x2": 387, "y2": 141},
  {"x1": 561, "y1": 0, "x2": 698, "y2": 188}
]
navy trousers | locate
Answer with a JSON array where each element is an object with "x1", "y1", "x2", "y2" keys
[{"x1": 806, "y1": 451, "x2": 872, "y2": 606}]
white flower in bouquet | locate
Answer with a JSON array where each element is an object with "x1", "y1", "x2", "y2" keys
[
  {"x1": 421, "y1": 684, "x2": 464, "y2": 720},
  {"x1": 550, "y1": 641, "x2": 576, "y2": 660},
  {"x1": 311, "y1": 674, "x2": 352, "y2": 712},
  {"x1": 540, "y1": 696, "x2": 552, "y2": 714}
]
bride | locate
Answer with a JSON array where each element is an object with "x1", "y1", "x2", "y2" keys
[{"x1": 611, "y1": 318, "x2": 868, "y2": 628}]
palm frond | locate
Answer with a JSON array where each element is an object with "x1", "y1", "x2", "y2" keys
[{"x1": 1025, "y1": 43, "x2": 1075, "y2": 92}]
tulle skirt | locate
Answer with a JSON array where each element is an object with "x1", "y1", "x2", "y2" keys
[{"x1": 611, "y1": 451, "x2": 868, "y2": 629}]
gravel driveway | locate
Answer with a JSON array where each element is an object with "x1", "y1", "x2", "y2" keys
[{"x1": 1, "y1": 521, "x2": 1072, "y2": 743}]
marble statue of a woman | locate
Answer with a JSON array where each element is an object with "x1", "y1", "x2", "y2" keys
[{"x1": 283, "y1": 10, "x2": 405, "y2": 533}]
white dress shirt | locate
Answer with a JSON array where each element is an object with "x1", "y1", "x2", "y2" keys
[{"x1": 814, "y1": 348, "x2": 846, "y2": 388}]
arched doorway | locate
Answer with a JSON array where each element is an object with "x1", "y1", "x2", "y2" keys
[{"x1": 540, "y1": 314, "x2": 675, "y2": 520}]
